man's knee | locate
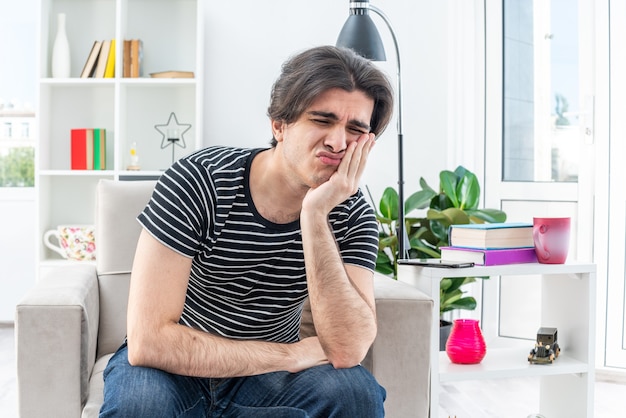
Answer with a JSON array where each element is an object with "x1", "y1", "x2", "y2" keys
[
  {"x1": 303, "y1": 365, "x2": 386, "y2": 417},
  {"x1": 328, "y1": 366, "x2": 385, "y2": 404},
  {"x1": 101, "y1": 364, "x2": 178, "y2": 417},
  {"x1": 100, "y1": 347, "x2": 207, "y2": 417}
]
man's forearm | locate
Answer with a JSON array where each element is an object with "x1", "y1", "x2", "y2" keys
[
  {"x1": 300, "y1": 209, "x2": 377, "y2": 368},
  {"x1": 127, "y1": 323, "x2": 327, "y2": 377}
]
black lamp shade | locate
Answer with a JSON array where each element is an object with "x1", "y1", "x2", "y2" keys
[{"x1": 336, "y1": 14, "x2": 386, "y2": 61}]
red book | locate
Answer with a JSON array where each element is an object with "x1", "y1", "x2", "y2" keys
[
  {"x1": 71, "y1": 129, "x2": 94, "y2": 170},
  {"x1": 440, "y1": 246, "x2": 538, "y2": 266}
]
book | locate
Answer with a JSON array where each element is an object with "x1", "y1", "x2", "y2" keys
[
  {"x1": 80, "y1": 40, "x2": 102, "y2": 78},
  {"x1": 448, "y1": 222, "x2": 533, "y2": 249},
  {"x1": 130, "y1": 39, "x2": 143, "y2": 77},
  {"x1": 104, "y1": 39, "x2": 116, "y2": 78},
  {"x1": 149, "y1": 70, "x2": 194, "y2": 79},
  {"x1": 70, "y1": 129, "x2": 94, "y2": 170},
  {"x1": 440, "y1": 246, "x2": 538, "y2": 266},
  {"x1": 93, "y1": 128, "x2": 106, "y2": 170},
  {"x1": 123, "y1": 40, "x2": 131, "y2": 77},
  {"x1": 94, "y1": 40, "x2": 111, "y2": 78}
]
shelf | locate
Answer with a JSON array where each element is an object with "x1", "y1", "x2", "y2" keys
[
  {"x1": 40, "y1": 78, "x2": 116, "y2": 86},
  {"x1": 400, "y1": 261, "x2": 596, "y2": 279},
  {"x1": 118, "y1": 170, "x2": 163, "y2": 177},
  {"x1": 38, "y1": 170, "x2": 163, "y2": 178},
  {"x1": 39, "y1": 170, "x2": 115, "y2": 177},
  {"x1": 36, "y1": 0, "x2": 203, "y2": 275},
  {"x1": 120, "y1": 78, "x2": 197, "y2": 86},
  {"x1": 39, "y1": 78, "x2": 197, "y2": 87},
  {"x1": 398, "y1": 262, "x2": 596, "y2": 417},
  {"x1": 439, "y1": 348, "x2": 589, "y2": 382}
]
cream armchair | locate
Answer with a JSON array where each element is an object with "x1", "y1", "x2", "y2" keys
[{"x1": 16, "y1": 179, "x2": 433, "y2": 418}]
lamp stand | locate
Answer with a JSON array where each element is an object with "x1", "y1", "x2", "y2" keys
[{"x1": 361, "y1": 4, "x2": 408, "y2": 259}]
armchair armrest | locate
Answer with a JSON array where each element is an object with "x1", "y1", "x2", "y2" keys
[
  {"x1": 15, "y1": 265, "x2": 99, "y2": 418},
  {"x1": 365, "y1": 273, "x2": 433, "y2": 418}
]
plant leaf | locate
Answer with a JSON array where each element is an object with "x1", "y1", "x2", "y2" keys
[
  {"x1": 375, "y1": 261, "x2": 395, "y2": 276},
  {"x1": 428, "y1": 207, "x2": 470, "y2": 226},
  {"x1": 409, "y1": 240, "x2": 441, "y2": 258},
  {"x1": 439, "y1": 170, "x2": 459, "y2": 207},
  {"x1": 440, "y1": 278, "x2": 453, "y2": 291},
  {"x1": 454, "y1": 166, "x2": 469, "y2": 178},
  {"x1": 379, "y1": 187, "x2": 399, "y2": 221},
  {"x1": 467, "y1": 208, "x2": 507, "y2": 223},
  {"x1": 445, "y1": 276, "x2": 475, "y2": 293},
  {"x1": 431, "y1": 193, "x2": 453, "y2": 211},
  {"x1": 405, "y1": 189, "x2": 436, "y2": 213},
  {"x1": 442, "y1": 296, "x2": 477, "y2": 313},
  {"x1": 456, "y1": 170, "x2": 480, "y2": 210},
  {"x1": 375, "y1": 249, "x2": 395, "y2": 277},
  {"x1": 379, "y1": 234, "x2": 396, "y2": 249},
  {"x1": 419, "y1": 176, "x2": 436, "y2": 193}
]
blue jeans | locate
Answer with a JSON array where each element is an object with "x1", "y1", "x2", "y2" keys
[{"x1": 99, "y1": 344, "x2": 386, "y2": 417}]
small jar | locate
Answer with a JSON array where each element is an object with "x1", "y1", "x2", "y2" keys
[{"x1": 445, "y1": 318, "x2": 487, "y2": 364}]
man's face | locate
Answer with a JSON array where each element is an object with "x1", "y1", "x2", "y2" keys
[{"x1": 272, "y1": 88, "x2": 375, "y2": 189}]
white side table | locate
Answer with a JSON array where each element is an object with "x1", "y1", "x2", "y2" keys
[{"x1": 398, "y1": 262, "x2": 596, "y2": 418}]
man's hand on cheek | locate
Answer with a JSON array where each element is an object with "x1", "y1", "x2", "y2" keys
[
  {"x1": 342, "y1": 132, "x2": 375, "y2": 189},
  {"x1": 303, "y1": 134, "x2": 375, "y2": 215}
]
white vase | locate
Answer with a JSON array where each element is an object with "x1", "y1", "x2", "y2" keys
[{"x1": 51, "y1": 13, "x2": 70, "y2": 78}]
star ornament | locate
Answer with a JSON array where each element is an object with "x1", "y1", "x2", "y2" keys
[{"x1": 155, "y1": 112, "x2": 191, "y2": 150}]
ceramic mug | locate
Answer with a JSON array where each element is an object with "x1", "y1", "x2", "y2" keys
[
  {"x1": 533, "y1": 217, "x2": 570, "y2": 264},
  {"x1": 43, "y1": 224, "x2": 96, "y2": 261}
]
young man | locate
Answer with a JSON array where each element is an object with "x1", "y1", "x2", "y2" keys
[{"x1": 100, "y1": 45, "x2": 394, "y2": 417}]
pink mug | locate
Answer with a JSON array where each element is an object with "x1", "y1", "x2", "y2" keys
[{"x1": 533, "y1": 217, "x2": 570, "y2": 264}]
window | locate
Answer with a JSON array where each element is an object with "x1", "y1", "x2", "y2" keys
[
  {"x1": 0, "y1": 1, "x2": 37, "y2": 188},
  {"x1": 503, "y1": 0, "x2": 580, "y2": 182},
  {"x1": 0, "y1": 104, "x2": 35, "y2": 187}
]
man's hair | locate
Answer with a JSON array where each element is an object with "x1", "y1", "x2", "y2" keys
[{"x1": 268, "y1": 45, "x2": 394, "y2": 146}]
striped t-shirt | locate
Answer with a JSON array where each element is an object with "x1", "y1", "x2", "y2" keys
[{"x1": 138, "y1": 146, "x2": 379, "y2": 343}]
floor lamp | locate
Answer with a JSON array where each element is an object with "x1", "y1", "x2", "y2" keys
[{"x1": 336, "y1": 0, "x2": 408, "y2": 259}]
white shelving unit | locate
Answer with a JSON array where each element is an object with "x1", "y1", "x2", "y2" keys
[
  {"x1": 398, "y1": 262, "x2": 596, "y2": 418},
  {"x1": 36, "y1": 0, "x2": 204, "y2": 278}
]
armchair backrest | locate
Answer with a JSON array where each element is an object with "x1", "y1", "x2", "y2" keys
[
  {"x1": 93, "y1": 179, "x2": 318, "y2": 359},
  {"x1": 95, "y1": 179, "x2": 156, "y2": 357},
  {"x1": 96, "y1": 179, "x2": 156, "y2": 274}
]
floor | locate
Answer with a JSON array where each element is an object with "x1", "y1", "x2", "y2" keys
[
  {"x1": 438, "y1": 375, "x2": 626, "y2": 417},
  {"x1": 0, "y1": 325, "x2": 16, "y2": 418},
  {"x1": 1, "y1": 324, "x2": 625, "y2": 418}
]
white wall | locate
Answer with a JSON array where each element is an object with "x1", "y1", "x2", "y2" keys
[
  {"x1": 202, "y1": 0, "x2": 450, "y2": 209},
  {"x1": 0, "y1": 191, "x2": 36, "y2": 321}
]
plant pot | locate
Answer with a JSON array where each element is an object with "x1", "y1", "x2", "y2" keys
[{"x1": 439, "y1": 319, "x2": 453, "y2": 351}]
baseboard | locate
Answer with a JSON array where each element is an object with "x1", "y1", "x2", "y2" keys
[{"x1": 596, "y1": 367, "x2": 626, "y2": 384}]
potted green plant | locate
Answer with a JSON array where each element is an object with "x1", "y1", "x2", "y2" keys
[{"x1": 372, "y1": 166, "x2": 507, "y2": 348}]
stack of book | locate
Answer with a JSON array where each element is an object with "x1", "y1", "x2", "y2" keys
[
  {"x1": 80, "y1": 39, "x2": 143, "y2": 78},
  {"x1": 440, "y1": 222, "x2": 537, "y2": 266},
  {"x1": 70, "y1": 128, "x2": 106, "y2": 170}
]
